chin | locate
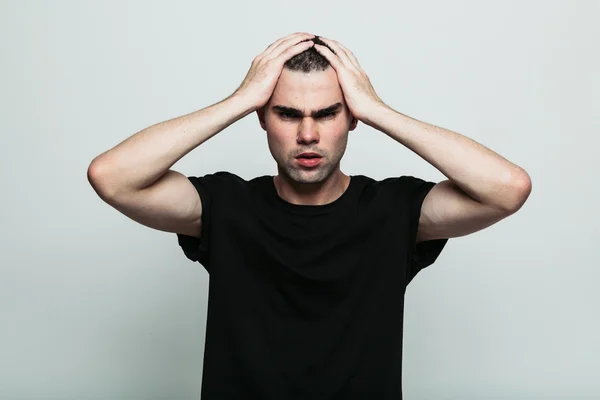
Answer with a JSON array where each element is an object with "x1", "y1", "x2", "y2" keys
[{"x1": 282, "y1": 163, "x2": 334, "y2": 184}]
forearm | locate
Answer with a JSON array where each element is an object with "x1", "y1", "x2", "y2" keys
[
  {"x1": 364, "y1": 104, "x2": 530, "y2": 210},
  {"x1": 89, "y1": 93, "x2": 254, "y2": 197}
]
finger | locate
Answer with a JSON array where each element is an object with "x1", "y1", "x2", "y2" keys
[
  {"x1": 312, "y1": 43, "x2": 344, "y2": 72},
  {"x1": 254, "y1": 33, "x2": 309, "y2": 65},
  {"x1": 318, "y1": 37, "x2": 361, "y2": 71},
  {"x1": 273, "y1": 40, "x2": 315, "y2": 64},
  {"x1": 331, "y1": 41, "x2": 362, "y2": 70},
  {"x1": 262, "y1": 32, "x2": 307, "y2": 54},
  {"x1": 264, "y1": 33, "x2": 314, "y2": 61}
]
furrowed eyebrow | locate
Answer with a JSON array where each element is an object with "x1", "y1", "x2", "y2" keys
[{"x1": 272, "y1": 102, "x2": 343, "y2": 118}]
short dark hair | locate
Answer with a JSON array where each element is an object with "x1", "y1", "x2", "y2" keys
[{"x1": 283, "y1": 36, "x2": 336, "y2": 73}]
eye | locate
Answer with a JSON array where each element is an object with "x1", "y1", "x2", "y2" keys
[
  {"x1": 318, "y1": 112, "x2": 337, "y2": 119},
  {"x1": 278, "y1": 112, "x2": 337, "y2": 120}
]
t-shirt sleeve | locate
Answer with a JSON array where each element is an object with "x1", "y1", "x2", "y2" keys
[
  {"x1": 176, "y1": 171, "x2": 235, "y2": 273},
  {"x1": 401, "y1": 176, "x2": 449, "y2": 286}
]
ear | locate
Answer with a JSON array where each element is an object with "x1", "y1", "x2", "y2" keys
[
  {"x1": 344, "y1": 103, "x2": 358, "y2": 131},
  {"x1": 349, "y1": 116, "x2": 358, "y2": 131},
  {"x1": 257, "y1": 106, "x2": 267, "y2": 131}
]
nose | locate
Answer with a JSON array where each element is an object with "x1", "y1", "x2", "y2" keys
[{"x1": 296, "y1": 118, "x2": 320, "y2": 144}]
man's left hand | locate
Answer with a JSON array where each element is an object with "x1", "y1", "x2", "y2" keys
[{"x1": 313, "y1": 37, "x2": 386, "y2": 122}]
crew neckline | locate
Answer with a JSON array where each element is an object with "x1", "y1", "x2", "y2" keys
[{"x1": 267, "y1": 175, "x2": 357, "y2": 215}]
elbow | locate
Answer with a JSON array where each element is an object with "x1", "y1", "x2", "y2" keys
[
  {"x1": 503, "y1": 168, "x2": 532, "y2": 213},
  {"x1": 87, "y1": 159, "x2": 118, "y2": 201}
]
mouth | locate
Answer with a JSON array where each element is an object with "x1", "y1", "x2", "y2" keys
[
  {"x1": 296, "y1": 153, "x2": 323, "y2": 167},
  {"x1": 296, "y1": 152, "x2": 322, "y2": 159}
]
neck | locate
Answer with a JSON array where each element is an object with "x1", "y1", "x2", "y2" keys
[{"x1": 273, "y1": 170, "x2": 350, "y2": 206}]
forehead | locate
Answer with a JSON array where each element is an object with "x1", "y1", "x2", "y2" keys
[{"x1": 269, "y1": 67, "x2": 344, "y2": 109}]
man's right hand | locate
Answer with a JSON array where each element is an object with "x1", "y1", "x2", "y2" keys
[
  {"x1": 88, "y1": 33, "x2": 317, "y2": 239},
  {"x1": 233, "y1": 32, "x2": 315, "y2": 112}
]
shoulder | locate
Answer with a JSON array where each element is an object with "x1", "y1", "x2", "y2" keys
[
  {"x1": 188, "y1": 171, "x2": 249, "y2": 191},
  {"x1": 183, "y1": 172, "x2": 252, "y2": 212},
  {"x1": 361, "y1": 175, "x2": 435, "y2": 199},
  {"x1": 192, "y1": 170, "x2": 245, "y2": 183}
]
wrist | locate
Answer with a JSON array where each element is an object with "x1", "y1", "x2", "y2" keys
[
  {"x1": 360, "y1": 101, "x2": 393, "y2": 129},
  {"x1": 227, "y1": 91, "x2": 260, "y2": 117}
]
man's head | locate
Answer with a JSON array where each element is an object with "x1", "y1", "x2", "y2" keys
[{"x1": 257, "y1": 36, "x2": 358, "y2": 184}]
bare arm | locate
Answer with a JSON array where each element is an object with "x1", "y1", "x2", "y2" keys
[
  {"x1": 87, "y1": 94, "x2": 254, "y2": 236},
  {"x1": 88, "y1": 95, "x2": 254, "y2": 199},
  {"x1": 87, "y1": 32, "x2": 316, "y2": 237},
  {"x1": 313, "y1": 38, "x2": 531, "y2": 245}
]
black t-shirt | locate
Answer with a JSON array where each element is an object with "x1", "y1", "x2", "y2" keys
[{"x1": 177, "y1": 171, "x2": 448, "y2": 399}]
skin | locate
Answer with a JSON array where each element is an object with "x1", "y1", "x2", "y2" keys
[
  {"x1": 257, "y1": 67, "x2": 358, "y2": 206},
  {"x1": 88, "y1": 31, "x2": 530, "y2": 244}
]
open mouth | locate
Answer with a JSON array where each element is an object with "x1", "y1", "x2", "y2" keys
[{"x1": 296, "y1": 156, "x2": 322, "y2": 167}]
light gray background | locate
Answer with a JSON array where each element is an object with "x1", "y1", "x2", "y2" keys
[{"x1": 1, "y1": 0, "x2": 598, "y2": 399}]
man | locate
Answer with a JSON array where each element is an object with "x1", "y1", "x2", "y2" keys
[{"x1": 88, "y1": 32, "x2": 531, "y2": 399}]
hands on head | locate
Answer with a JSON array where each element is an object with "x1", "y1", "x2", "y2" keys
[
  {"x1": 233, "y1": 32, "x2": 385, "y2": 122},
  {"x1": 233, "y1": 32, "x2": 317, "y2": 112}
]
